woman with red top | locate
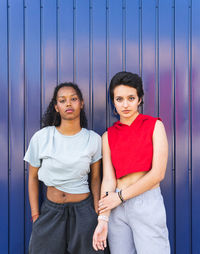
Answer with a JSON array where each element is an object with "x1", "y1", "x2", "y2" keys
[{"x1": 93, "y1": 72, "x2": 170, "y2": 253}]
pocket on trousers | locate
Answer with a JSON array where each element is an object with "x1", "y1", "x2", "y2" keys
[
  {"x1": 32, "y1": 216, "x2": 40, "y2": 226},
  {"x1": 32, "y1": 201, "x2": 48, "y2": 229}
]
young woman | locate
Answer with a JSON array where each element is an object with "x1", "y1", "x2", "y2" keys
[
  {"x1": 24, "y1": 82, "x2": 104, "y2": 254},
  {"x1": 93, "y1": 72, "x2": 170, "y2": 253}
]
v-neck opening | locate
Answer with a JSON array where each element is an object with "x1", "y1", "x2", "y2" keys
[{"x1": 117, "y1": 113, "x2": 142, "y2": 128}]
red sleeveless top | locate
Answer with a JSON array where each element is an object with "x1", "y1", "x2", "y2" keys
[{"x1": 107, "y1": 114, "x2": 161, "y2": 179}]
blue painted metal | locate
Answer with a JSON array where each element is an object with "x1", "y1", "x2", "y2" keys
[
  {"x1": 109, "y1": 0, "x2": 123, "y2": 126},
  {"x1": 24, "y1": 0, "x2": 41, "y2": 251},
  {"x1": 42, "y1": 0, "x2": 57, "y2": 112},
  {"x1": 159, "y1": 1, "x2": 175, "y2": 253},
  {"x1": 93, "y1": 0, "x2": 107, "y2": 135},
  {"x1": 142, "y1": 0, "x2": 156, "y2": 116},
  {"x1": 160, "y1": 0, "x2": 175, "y2": 252},
  {"x1": 192, "y1": 0, "x2": 200, "y2": 253},
  {"x1": 0, "y1": 0, "x2": 9, "y2": 253},
  {"x1": 58, "y1": 0, "x2": 73, "y2": 83},
  {"x1": 126, "y1": 0, "x2": 140, "y2": 74},
  {"x1": 175, "y1": 0, "x2": 191, "y2": 253},
  {"x1": 9, "y1": 0, "x2": 25, "y2": 253},
  {"x1": 0, "y1": 0, "x2": 200, "y2": 253},
  {"x1": 76, "y1": 0, "x2": 90, "y2": 127}
]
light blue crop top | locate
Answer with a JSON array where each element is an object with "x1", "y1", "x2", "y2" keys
[{"x1": 24, "y1": 126, "x2": 102, "y2": 194}]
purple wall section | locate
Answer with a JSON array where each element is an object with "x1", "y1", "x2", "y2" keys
[
  {"x1": 9, "y1": 1, "x2": 25, "y2": 253},
  {"x1": 159, "y1": 0, "x2": 174, "y2": 251},
  {"x1": 192, "y1": 0, "x2": 200, "y2": 253},
  {"x1": 0, "y1": 0, "x2": 9, "y2": 253},
  {"x1": 24, "y1": 0, "x2": 41, "y2": 250},
  {"x1": 0, "y1": 1, "x2": 199, "y2": 253}
]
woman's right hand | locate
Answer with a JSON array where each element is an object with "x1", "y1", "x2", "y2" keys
[
  {"x1": 93, "y1": 220, "x2": 108, "y2": 251},
  {"x1": 32, "y1": 214, "x2": 39, "y2": 223}
]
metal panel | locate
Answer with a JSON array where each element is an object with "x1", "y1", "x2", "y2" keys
[
  {"x1": 0, "y1": 1, "x2": 200, "y2": 253},
  {"x1": 142, "y1": 0, "x2": 156, "y2": 116},
  {"x1": 42, "y1": 0, "x2": 57, "y2": 111},
  {"x1": 109, "y1": 0, "x2": 122, "y2": 126},
  {"x1": 175, "y1": 0, "x2": 191, "y2": 253},
  {"x1": 24, "y1": 0, "x2": 41, "y2": 251},
  {"x1": 93, "y1": 0, "x2": 107, "y2": 135},
  {"x1": 9, "y1": 0, "x2": 25, "y2": 253},
  {"x1": 126, "y1": 0, "x2": 140, "y2": 74},
  {"x1": 159, "y1": 0, "x2": 175, "y2": 252},
  {"x1": 58, "y1": 0, "x2": 73, "y2": 83},
  {"x1": 192, "y1": 0, "x2": 200, "y2": 253},
  {"x1": 76, "y1": 0, "x2": 90, "y2": 127},
  {"x1": 0, "y1": 0, "x2": 9, "y2": 253}
]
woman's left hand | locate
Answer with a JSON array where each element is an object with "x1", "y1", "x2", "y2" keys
[{"x1": 98, "y1": 192, "x2": 122, "y2": 213}]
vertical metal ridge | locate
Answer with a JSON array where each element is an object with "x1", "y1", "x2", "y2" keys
[
  {"x1": 171, "y1": 0, "x2": 176, "y2": 252},
  {"x1": 89, "y1": 0, "x2": 93, "y2": 129},
  {"x1": 73, "y1": 0, "x2": 76, "y2": 83},
  {"x1": 188, "y1": 1, "x2": 192, "y2": 253},
  {"x1": 188, "y1": 3, "x2": 192, "y2": 172},
  {"x1": 122, "y1": 0, "x2": 126, "y2": 71},
  {"x1": 40, "y1": 0, "x2": 43, "y2": 126},
  {"x1": 23, "y1": 0, "x2": 26, "y2": 252},
  {"x1": 172, "y1": 2, "x2": 176, "y2": 170},
  {"x1": 56, "y1": 0, "x2": 59, "y2": 85},
  {"x1": 23, "y1": 0, "x2": 27, "y2": 152},
  {"x1": 106, "y1": 0, "x2": 110, "y2": 128},
  {"x1": 155, "y1": 0, "x2": 159, "y2": 117},
  {"x1": 139, "y1": 0, "x2": 143, "y2": 114},
  {"x1": 7, "y1": 0, "x2": 10, "y2": 252}
]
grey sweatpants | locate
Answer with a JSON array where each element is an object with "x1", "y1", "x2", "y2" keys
[
  {"x1": 108, "y1": 187, "x2": 170, "y2": 254},
  {"x1": 29, "y1": 195, "x2": 104, "y2": 254}
]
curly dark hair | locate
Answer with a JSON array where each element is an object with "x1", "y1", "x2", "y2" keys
[
  {"x1": 42, "y1": 82, "x2": 88, "y2": 128},
  {"x1": 109, "y1": 71, "x2": 144, "y2": 106}
]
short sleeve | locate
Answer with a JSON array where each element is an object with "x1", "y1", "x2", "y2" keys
[
  {"x1": 91, "y1": 133, "x2": 102, "y2": 164},
  {"x1": 24, "y1": 132, "x2": 41, "y2": 168}
]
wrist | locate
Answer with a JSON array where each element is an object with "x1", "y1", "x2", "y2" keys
[
  {"x1": 98, "y1": 215, "x2": 109, "y2": 223},
  {"x1": 98, "y1": 220, "x2": 108, "y2": 226},
  {"x1": 31, "y1": 207, "x2": 39, "y2": 213},
  {"x1": 31, "y1": 213, "x2": 39, "y2": 222}
]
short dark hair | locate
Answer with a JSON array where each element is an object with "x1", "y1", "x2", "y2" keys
[
  {"x1": 42, "y1": 82, "x2": 87, "y2": 128},
  {"x1": 109, "y1": 71, "x2": 144, "y2": 105}
]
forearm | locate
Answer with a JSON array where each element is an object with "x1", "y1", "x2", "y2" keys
[
  {"x1": 100, "y1": 178, "x2": 116, "y2": 217},
  {"x1": 100, "y1": 178, "x2": 116, "y2": 198},
  {"x1": 91, "y1": 177, "x2": 101, "y2": 213},
  {"x1": 122, "y1": 169, "x2": 164, "y2": 201},
  {"x1": 28, "y1": 176, "x2": 39, "y2": 216}
]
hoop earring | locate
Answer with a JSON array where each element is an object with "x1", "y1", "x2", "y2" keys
[{"x1": 113, "y1": 107, "x2": 118, "y2": 116}]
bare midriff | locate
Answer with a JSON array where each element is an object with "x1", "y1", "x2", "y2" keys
[
  {"x1": 47, "y1": 186, "x2": 90, "y2": 203},
  {"x1": 117, "y1": 171, "x2": 159, "y2": 190}
]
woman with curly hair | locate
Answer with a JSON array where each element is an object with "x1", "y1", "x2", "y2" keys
[
  {"x1": 93, "y1": 72, "x2": 170, "y2": 253},
  {"x1": 24, "y1": 82, "x2": 104, "y2": 254}
]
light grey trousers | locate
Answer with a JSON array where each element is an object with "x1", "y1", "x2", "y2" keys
[{"x1": 108, "y1": 187, "x2": 170, "y2": 254}]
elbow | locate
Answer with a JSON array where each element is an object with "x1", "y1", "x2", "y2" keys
[
  {"x1": 29, "y1": 174, "x2": 39, "y2": 183},
  {"x1": 91, "y1": 176, "x2": 101, "y2": 185},
  {"x1": 158, "y1": 173, "x2": 165, "y2": 182},
  {"x1": 156, "y1": 170, "x2": 166, "y2": 183},
  {"x1": 151, "y1": 168, "x2": 166, "y2": 184}
]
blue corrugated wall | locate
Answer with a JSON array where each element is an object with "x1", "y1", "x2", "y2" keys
[{"x1": 0, "y1": 0, "x2": 200, "y2": 253}]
